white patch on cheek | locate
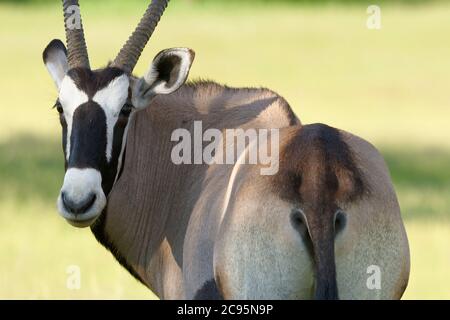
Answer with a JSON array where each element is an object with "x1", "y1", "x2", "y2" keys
[
  {"x1": 93, "y1": 75, "x2": 129, "y2": 162},
  {"x1": 58, "y1": 76, "x2": 89, "y2": 160}
]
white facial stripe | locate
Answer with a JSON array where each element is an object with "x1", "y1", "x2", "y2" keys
[
  {"x1": 93, "y1": 75, "x2": 130, "y2": 162},
  {"x1": 58, "y1": 76, "x2": 89, "y2": 160}
]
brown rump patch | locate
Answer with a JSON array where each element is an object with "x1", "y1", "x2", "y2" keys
[{"x1": 275, "y1": 124, "x2": 366, "y2": 205}]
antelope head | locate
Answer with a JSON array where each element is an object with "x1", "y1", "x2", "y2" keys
[{"x1": 43, "y1": 0, "x2": 195, "y2": 227}]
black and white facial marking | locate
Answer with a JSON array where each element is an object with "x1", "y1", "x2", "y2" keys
[
  {"x1": 56, "y1": 67, "x2": 131, "y2": 227},
  {"x1": 43, "y1": 39, "x2": 195, "y2": 228}
]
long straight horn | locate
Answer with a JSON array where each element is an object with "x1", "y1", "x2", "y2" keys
[
  {"x1": 62, "y1": 0, "x2": 90, "y2": 69},
  {"x1": 112, "y1": 0, "x2": 169, "y2": 74}
]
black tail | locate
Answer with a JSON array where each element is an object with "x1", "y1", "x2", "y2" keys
[
  {"x1": 310, "y1": 229, "x2": 339, "y2": 300},
  {"x1": 291, "y1": 209, "x2": 339, "y2": 300}
]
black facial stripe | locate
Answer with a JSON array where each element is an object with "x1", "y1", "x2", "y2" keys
[
  {"x1": 67, "y1": 67, "x2": 125, "y2": 98},
  {"x1": 68, "y1": 101, "x2": 107, "y2": 170},
  {"x1": 61, "y1": 115, "x2": 68, "y2": 170},
  {"x1": 60, "y1": 67, "x2": 132, "y2": 198}
]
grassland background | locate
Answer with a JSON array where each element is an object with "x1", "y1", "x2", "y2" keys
[{"x1": 0, "y1": 0, "x2": 449, "y2": 299}]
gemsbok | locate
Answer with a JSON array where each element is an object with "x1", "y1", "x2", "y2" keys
[{"x1": 43, "y1": 0, "x2": 410, "y2": 299}]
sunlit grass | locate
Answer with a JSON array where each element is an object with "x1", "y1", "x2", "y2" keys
[
  {"x1": 0, "y1": 1, "x2": 449, "y2": 299},
  {"x1": 0, "y1": 199, "x2": 156, "y2": 299},
  {"x1": 402, "y1": 222, "x2": 450, "y2": 300}
]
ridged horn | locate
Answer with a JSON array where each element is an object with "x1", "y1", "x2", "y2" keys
[
  {"x1": 62, "y1": 0, "x2": 90, "y2": 69},
  {"x1": 112, "y1": 0, "x2": 169, "y2": 74}
]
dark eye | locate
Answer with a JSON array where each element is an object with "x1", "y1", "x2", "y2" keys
[
  {"x1": 54, "y1": 101, "x2": 63, "y2": 114},
  {"x1": 120, "y1": 103, "x2": 133, "y2": 117}
]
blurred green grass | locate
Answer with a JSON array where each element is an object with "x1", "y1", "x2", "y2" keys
[{"x1": 0, "y1": 0, "x2": 449, "y2": 299}]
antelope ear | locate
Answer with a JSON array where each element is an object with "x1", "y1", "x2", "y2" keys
[
  {"x1": 43, "y1": 39, "x2": 68, "y2": 90},
  {"x1": 132, "y1": 48, "x2": 195, "y2": 109}
]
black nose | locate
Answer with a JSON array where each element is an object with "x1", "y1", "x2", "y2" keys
[{"x1": 61, "y1": 192, "x2": 96, "y2": 214}]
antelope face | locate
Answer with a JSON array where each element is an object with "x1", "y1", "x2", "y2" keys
[{"x1": 43, "y1": 40, "x2": 194, "y2": 227}]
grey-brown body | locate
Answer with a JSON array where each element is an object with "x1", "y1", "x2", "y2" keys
[{"x1": 94, "y1": 81, "x2": 410, "y2": 299}]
